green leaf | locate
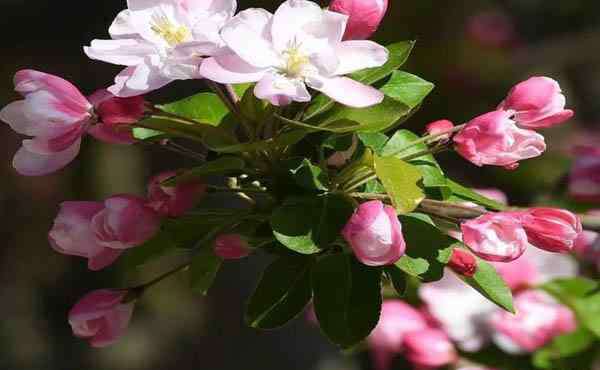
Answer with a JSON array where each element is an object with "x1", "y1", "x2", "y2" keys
[
  {"x1": 132, "y1": 127, "x2": 169, "y2": 141},
  {"x1": 447, "y1": 179, "x2": 507, "y2": 211},
  {"x1": 541, "y1": 277, "x2": 597, "y2": 300},
  {"x1": 380, "y1": 71, "x2": 434, "y2": 109},
  {"x1": 158, "y1": 92, "x2": 229, "y2": 126},
  {"x1": 533, "y1": 327, "x2": 595, "y2": 369},
  {"x1": 384, "y1": 266, "x2": 407, "y2": 296},
  {"x1": 271, "y1": 195, "x2": 354, "y2": 254},
  {"x1": 120, "y1": 230, "x2": 176, "y2": 267},
  {"x1": 239, "y1": 86, "x2": 269, "y2": 123},
  {"x1": 382, "y1": 130, "x2": 449, "y2": 198},
  {"x1": 315, "y1": 97, "x2": 411, "y2": 133},
  {"x1": 245, "y1": 256, "x2": 312, "y2": 329},
  {"x1": 204, "y1": 130, "x2": 306, "y2": 153},
  {"x1": 461, "y1": 258, "x2": 514, "y2": 312},
  {"x1": 394, "y1": 214, "x2": 455, "y2": 281},
  {"x1": 374, "y1": 155, "x2": 424, "y2": 214},
  {"x1": 232, "y1": 83, "x2": 253, "y2": 99},
  {"x1": 189, "y1": 246, "x2": 222, "y2": 295},
  {"x1": 312, "y1": 254, "x2": 382, "y2": 347},
  {"x1": 162, "y1": 156, "x2": 245, "y2": 186},
  {"x1": 283, "y1": 157, "x2": 329, "y2": 191},
  {"x1": 574, "y1": 294, "x2": 600, "y2": 337},
  {"x1": 304, "y1": 41, "x2": 415, "y2": 120},
  {"x1": 137, "y1": 117, "x2": 211, "y2": 142},
  {"x1": 357, "y1": 132, "x2": 388, "y2": 154}
]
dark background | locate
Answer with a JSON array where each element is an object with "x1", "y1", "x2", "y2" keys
[{"x1": 1, "y1": 0, "x2": 599, "y2": 369}]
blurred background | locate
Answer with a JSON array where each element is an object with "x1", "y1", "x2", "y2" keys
[{"x1": 1, "y1": 0, "x2": 599, "y2": 369}]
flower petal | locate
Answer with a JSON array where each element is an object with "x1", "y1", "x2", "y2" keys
[
  {"x1": 13, "y1": 138, "x2": 81, "y2": 176},
  {"x1": 84, "y1": 39, "x2": 155, "y2": 66},
  {"x1": 309, "y1": 76, "x2": 383, "y2": 107},
  {"x1": 254, "y1": 73, "x2": 311, "y2": 106},
  {"x1": 335, "y1": 40, "x2": 389, "y2": 75},
  {"x1": 200, "y1": 55, "x2": 266, "y2": 83}
]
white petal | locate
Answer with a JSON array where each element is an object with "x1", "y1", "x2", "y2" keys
[
  {"x1": 309, "y1": 76, "x2": 383, "y2": 108},
  {"x1": 109, "y1": 10, "x2": 138, "y2": 39},
  {"x1": 335, "y1": 40, "x2": 389, "y2": 75},
  {"x1": 84, "y1": 39, "x2": 155, "y2": 66},
  {"x1": 0, "y1": 101, "x2": 58, "y2": 137},
  {"x1": 271, "y1": 0, "x2": 324, "y2": 52},
  {"x1": 108, "y1": 62, "x2": 172, "y2": 97},
  {"x1": 200, "y1": 55, "x2": 266, "y2": 83},
  {"x1": 254, "y1": 73, "x2": 311, "y2": 106}
]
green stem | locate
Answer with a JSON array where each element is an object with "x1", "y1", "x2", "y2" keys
[
  {"x1": 384, "y1": 124, "x2": 466, "y2": 157},
  {"x1": 344, "y1": 173, "x2": 378, "y2": 192},
  {"x1": 206, "y1": 81, "x2": 254, "y2": 140}
]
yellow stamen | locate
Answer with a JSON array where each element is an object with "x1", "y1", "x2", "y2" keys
[
  {"x1": 150, "y1": 14, "x2": 191, "y2": 47},
  {"x1": 282, "y1": 44, "x2": 310, "y2": 78}
]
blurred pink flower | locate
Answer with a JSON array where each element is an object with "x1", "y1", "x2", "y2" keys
[
  {"x1": 146, "y1": 170, "x2": 206, "y2": 217},
  {"x1": 367, "y1": 300, "x2": 429, "y2": 370},
  {"x1": 490, "y1": 290, "x2": 576, "y2": 353},
  {"x1": 329, "y1": 0, "x2": 388, "y2": 40},
  {"x1": 200, "y1": 0, "x2": 388, "y2": 107},
  {"x1": 461, "y1": 212, "x2": 530, "y2": 262},
  {"x1": 49, "y1": 195, "x2": 161, "y2": 270},
  {"x1": 573, "y1": 229, "x2": 600, "y2": 270},
  {"x1": 454, "y1": 110, "x2": 546, "y2": 170},
  {"x1": 466, "y1": 11, "x2": 519, "y2": 49},
  {"x1": 569, "y1": 145, "x2": 600, "y2": 203},
  {"x1": 342, "y1": 200, "x2": 406, "y2": 266},
  {"x1": 498, "y1": 77, "x2": 574, "y2": 129},
  {"x1": 214, "y1": 234, "x2": 251, "y2": 259},
  {"x1": 403, "y1": 328, "x2": 457, "y2": 368},
  {"x1": 69, "y1": 289, "x2": 134, "y2": 347},
  {"x1": 521, "y1": 208, "x2": 582, "y2": 253}
]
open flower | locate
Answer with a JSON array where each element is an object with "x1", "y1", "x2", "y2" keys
[
  {"x1": 0, "y1": 70, "x2": 145, "y2": 175},
  {"x1": 200, "y1": 0, "x2": 388, "y2": 107},
  {"x1": 453, "y1": 110, "x2": 546, "y2": 170},
  {"x1": 49, "y1": 195, "x2": 161, "y2": 270},
  {"x1": 498, "y1": 77, "x2": 574, "y2": 129},
  {"x1": 85, "y1": 0, "x2": 237, "y2": 97},
  {"x1": 69, "y1": 289, "x2": 135, "y2": 347},
  {"x1": 342, "y1": 200, "x2": 406, "y2": 266}
]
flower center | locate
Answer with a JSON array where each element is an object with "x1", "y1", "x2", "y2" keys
[
  {"x1": 150, "y1": 14, "x2": 191, "y2": 47},
  {"x1": 281, "y1": 43, "x2": 310, "y2": 79}
]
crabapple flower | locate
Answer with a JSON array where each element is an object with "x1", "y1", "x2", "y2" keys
[
  {"x1": 214, "y1": 234, "x2": 251, "y2": 259},
  {"x1": 453, "y1": 110, "x2": 546, "y2": 170},
  {"x1": 367, "y1": 300, "x2": 429, "y2": 370},
  {"x1": 84, "y1": 0, "x2": 237, "y2": 97},
  {"x1": 574, "y1": 230, "x2": 600, "y2": 270},
  {"x1": 490, "y1": 290, "x2": 576, "y2": 353},
  {"x1": 448, "y1": 248, "x2": 477, "y2": 277},
  {"x1": 342, "y1": 200, "x2": 406, "y2": 266},
  {"x1": 69, "y1": 289, "x2": 135, "y2": 347},
  {"x1": 403, "y1": 329, "x2": 457, "y2": 369},
  {"x1": 498, "y1": 77, "x2": 574, "y2": 129},
  {"x1": 146, "y1": 170, "x2": 206, "y2": 217},
  {"x1": 329, "y1": 0, "x2": 388, "y2": 40},
  {"x1": 568, "y1": 145, "x2": 600, "y2": 202},
  {"x1": 49, "y1": 195, "x2": 161, "y2": 270},
  {"x1": 461, "y1": 212, "x2": 530, "y2": 262},
  {"x1": 426, "y1": 119, "x2": 454, "y2": 138},
  {"x1": 0, "y1": 70, "x2": 146, "y2": 176},
  {"x1": 521, "y1": 208, "x2": 582, "y2": 253},
  {"x1": 200, "y1": 0, "x2": 388, "y2": 107}
]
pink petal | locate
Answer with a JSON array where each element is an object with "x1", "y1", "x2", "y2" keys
[
  {"x1": 22, "y1": 124, "x2": 86, "y2": 154},
  {"x1": 0, "y1": 101, "x2": 65, "y2": 137},
  {"x1": 88, "y1": 248, "x2": 124, "y2": 271},
  {"x1": 48, "y1": 201, "x2": 105, "y2": 258},
  {"x1": 69, "y1": 289, "x2": 127, "y2": 323},
  {"x1": 254, "y1": 73, "x2": 311, "y2": 106},
  {"x1": 310, "y1": 76, "x2": 383, "y2": 108},
  {"x1": 88, "y1": 124, "x2": 136, "y2": 145},
  {"x1": 13, "y1": 139, "x2": 81, "y2": 176},
  {"x1": 89, "y1": 303, "x2": 134, "y2": 348},
  {"x1": 84, "y1": 39, "x2": 155, "y2": 66}
]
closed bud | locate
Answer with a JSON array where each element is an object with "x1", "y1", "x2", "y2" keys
[
  {"x1": 498, "y1": 77, "x2": 574, "y2": 129},
  {"x1": 453, "y1": 110, "x2": 546, "y2": 170},
  {"x1": 69, "y1": 289, "x2": 135, "y2": 347},
  {"x1": 146, "y1": 170, "x2": 206, "y2": 218},
  {"x1": 521, "y1": 208, "x2": 582, "y2": 253},
  {"x1": 329, "y1": 0, "x2": 388, "y2": 40},
  {"x1": 87, "y1": 89, "x2": 145, "y2": 145},
  {"x1": 461, "y1": 212, "x2": 529, "y2": 262},
  {"x1": 425, "y1": 119, "x2": 455, "y2": 139},
  {"x1": 403, "y1": 329, "x2": 457, "y2": 368},
  {"x1": 214, "y1": 234, "x2": 251, "y2": 260},
  {"x1": 342, "y1": 200, "x2": 406, "y2": 266},
  {"x1": 448, "y1": 248, "x2": 477, "y2": 277}
]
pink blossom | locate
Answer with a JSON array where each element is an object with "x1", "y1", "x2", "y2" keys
[
  {"x1": 329, "y1": 0, "x2": 388, "y2": 40},
  {"x1": 453, "y1": 110, "x2": 546, "y2": 170},
  {"x1": 85, "y1": 0, "x2": 237, "y2": 97},
  {"x1": 466, "y1": 11, "x2": 518, "y2": 49},
  {"x1": 426, "y1": 119, "x2": 455, "y2": 138},
  {"x1": 573, "y1": 230, "x2": 600, "y2": 269},
  {"x1": 69, "y1": 289, "x2": 134, "y2": 347},
  {"x1": 461, "y1": 212, "x2": 530, "y2": 262},
  {"x1": 342, "y1": 200, "x2": 406, "y2": 266},
  {"x1": 200, "y1": 0, "x2": 388, "y2": 107},
  {"x1": 87, "y1": 89, "x2": 145, "y2": 144},
  {"x1": 214, "y1": 234, "x2": 251, "y2": 259},
  {"x1": 49, "y1": 195, "x2": 161, "y2": 270},
  {"x1": 402, "y1": 328, "x2": 457, "y2": 368},
  {"x1": 0, "y1": 70, "x2": 146, "y2": 176},
  {"x1": 490, "y1": 290, "x2": 576, "y2": 353},
  {"x1": 367, "y1": 300, "x2": 429, "y2": 370},
  {"x1": 448, "y1": 248, "x2": 477, "y2": 277},
  {"x1": 521, "y1": 208, "x2": 582, "y2": 253},
  {"x1": 498, "y1": 77, "x2": 574, "y2": 129},
  {"x1": 568, "y1": 145, "x2": 600, "y2": 202},
  {"x1": 146, "y1": 170, "x2": 206, "y2": 217},
  {"x1": 474, "y1": 188, "x2": 508, "y2": 205}
]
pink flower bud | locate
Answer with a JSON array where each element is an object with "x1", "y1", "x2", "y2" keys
[
  {"x1": 342, "y1": 200, "x2": 406, "y2": 266},
  {"x1": 461, "y1": 212, "x2": 529, "y2": 262},
  {"x1": 474, "y1": 188, "x2": 508, "y2": 205},
  {"x1": 368, "y1": 300, "x2": 429, "y2": 370},
  {"x1": 87, "y1": 89, "x2": 145, "y2": 145},
  {"x1": 453, "y1": 110, "x2": 546, "y2": 170},
  {"x1": 69, "y1": 289, "x2": 134, "y2": 347},
  {"x1": 49, "y1": 195, "x2": 161, "y2": 270},
  {"x1": 214, "y1": 234, "x2": 251, "y2": 260},
  {"x1": 573, "y1": 230, "x2": 600, "y2": 270},
  {"x1": 491, "y1": 290, "x2": 576, "y2": 353},
  {"x1": 521, "y1": 208, "x2": 582, "y2": 253},
  {"x1": 403, "y1": 329, "x2": 457, "y2": 368},
  {"x1": 448, "y1": 248, "x2": 477, "y2": 277},
  {"x1": 426, "y1": 119, "x2": 455, "y2": 138},
  {"x1": 329, "y1": 0, "x2": 388, "y2": 40},
  {"x1": 146, "y1": 170, "x2": 206, "y2": 218},
  {"x1": 498, "y1": 77, "x2": 574, "y2": 129},
  {"x1": 568, "y1": 145, "x2": 600, "y2": 202}
]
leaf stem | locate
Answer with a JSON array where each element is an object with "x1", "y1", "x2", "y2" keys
[
  {"x1": 206, "y1": 81, "x2": 254, "y2": 140},
  {"x1": 384, "y1": 124, "x2": 465, "y2": 157}
]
